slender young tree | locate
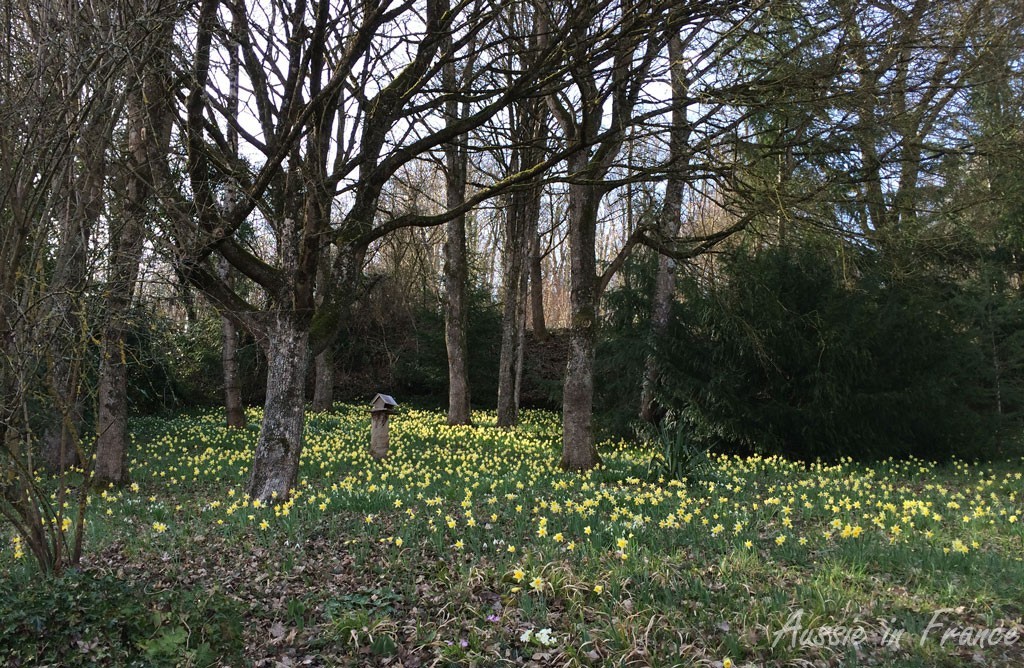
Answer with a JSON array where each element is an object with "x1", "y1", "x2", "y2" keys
[
  {"x1": 487, "y1": 4, "x2": 550, "y2": 426},
  {"x1": 218, "y1": 8, "x2": 247, "y2": 427},
  {"x1": 94, "y1": 1, "x2": 174, "y2": 486},
  {"x1": 640, "y1": 32, "x2": 689, "y2": 424},
  {"x1": 220, "y1": 257, "x2": 247, "y2": 426},
  {"x1": 539, "y1": 0, "x2": 767, "y2": 468},
  {"x1": 539, "y1": 0, "x2": 671, "y2": 469},
  {"x1": 91, "y1": 186, "x2": 146, "y2": 485},
  {"x1": 497, "y1": 98, "x2": 546, "y2": 427},
  {"x1": 443, "y1": 36, "x2": 473, "y2": 426}
]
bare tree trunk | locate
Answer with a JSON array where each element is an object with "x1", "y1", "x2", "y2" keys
[
  {"x1": 93, "y1": 14, "x2": 171, "y2": 487},
  {"x1": 514, "y1": 263, "x2": 528, "y2": 410},
  {"x1": 221, "y1": 319, "x2": 247, "y2": 426},
  {"x1": 497, "y1": 197, "x2": 528, "y2": 427},
  {"x1": 246, "y1": 315, "x2": 309, "y2": 502},
  {"x1": 242, "y1": 202, "x2": 319, "y2": 502},
  {"x1": 537, "y1": 2, "x2": 657, "y2": 470},
  {"x1": 311, "y1": 247, "x2": 334, "y2": 414},
  {"x1": 444, "y1": 216, "x2": 471, "y2": 425},
  {"x1": 312, "y1": 349, "x2": 333, "y2": 412},
  {"x1": 309, "y1": 253, "x2": 338, "y2": 418},
  {"x1": 640, "y1": 32, "x2": 687, "y2": 424},
  {"x1": 219, "y1": 10, "x2": 246, "y2": 428},
  {"x1": 560, "y1": 157, "x2": 602, "y2": 470},
  {"x1": 219, "y1": 257, "x2": 247, "y2": 427},
  {"x1": 443, "y1": 50, "x2": 472, "y2": 425},
  {"x1": 498, "y1": 97, "x2": 546, "y2": 427},
  {"x1": 639, "y1": 252, "x2": 677, "y2": 423},
  {"x1": 93, "y1": 217, "x2": 144, "y2": 486},
  {"x1": 311, "y1": 244, "x2": 366, "y2": 411}
]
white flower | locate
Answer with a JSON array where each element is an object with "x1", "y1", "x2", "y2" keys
[
  {"x1": 521, "y1": 627, "x2": 557, "y2": 647},
  {"x1": 536, "y1": 628, "x2": 556, "y2": 646}
]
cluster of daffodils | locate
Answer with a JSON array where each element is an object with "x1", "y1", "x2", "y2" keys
[{"x1": 7, "y1": 407, "x2": 1021, "y2": 579}]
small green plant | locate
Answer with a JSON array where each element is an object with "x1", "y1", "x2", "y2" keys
[
  {"x1": 324, "y1": 606, "x2": 398, "y2": 654},
  {"x1": 645, "y1": 422, "x2": 715, "y2": 484},
  {"x1": 287, "y1": 597, "x2": 309, "y2": 631}
]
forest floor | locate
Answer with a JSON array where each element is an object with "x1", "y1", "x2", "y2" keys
[{"x1": 2, "y1": 406, "x2": 1023, "y2": 667}]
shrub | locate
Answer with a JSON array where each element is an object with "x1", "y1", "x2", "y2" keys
[
  {"x1": 656, "y1": 241, "x2": 1012, "y2": 461},
  {"x1": 0, "y1": 569, "x2": 244, "y2": 667}
]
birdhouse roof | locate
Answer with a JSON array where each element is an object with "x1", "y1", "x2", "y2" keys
[{"x1": 371, "y1": 393, "x2": 398, "y2": 409}]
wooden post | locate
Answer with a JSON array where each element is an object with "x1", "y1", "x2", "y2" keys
[{"x1": 369, "y1": 394, "x2": 397, "y2": 460}]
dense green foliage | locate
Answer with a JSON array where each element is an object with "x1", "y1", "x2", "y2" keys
[
  {"x1": 662, "y1": 246, "x2": 1022, "y2": 460},
  {"x1": 137, "y1": 312, "x2": 264, "y2": 412},
  {"x1": 594, "y1": 251, "x2": 660, "y2": 435},
  {"x1": 392, "y1": 285, "x2": 503, "y2": 404},
  {"x1": 0, "y1": 570, "x2": 244, "y2": 666},
  {"x1": 595, "y1": 238, "x2": 1024, "y2": 462}
]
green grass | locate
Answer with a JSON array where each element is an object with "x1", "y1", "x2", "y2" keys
[{"x1": 3, "y1": 405, "x2": 1023, "y2": 666}]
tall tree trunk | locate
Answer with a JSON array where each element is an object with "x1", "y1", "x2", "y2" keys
[
  {"x1": 640, "y1": 32, "x2": 687, "y2": 424},
  {"x1": 311, "y1": 245, "x2": 366, "y2": 411},
  {"x1": 640, "y1": 251, "x2": 677, "y2": 424},
  {"x1": 311, "y1": 247, "x2": 334, "y2": 414},
  {"x1": 444, "y1": 212, "x2": 471, "y2": 425},
  {"x1": 219, "y1": 9, "x2": 246, "y2": 428},
  {"x1": 93, "y1": 15, "x2": 171, "y2": 486},
  {"x1": 93, "y1": 216, "x2": 144, "y2": 486},
  {"x1": 561, "y1": 323, "x2": 600, "y2": 470},
  {"x1": 560, "y1": 158, "x2": 602, "y2": 470},
  {"x1": 497, "y1": 195, "x2": 528, "y2": 427},
  {"x1": 443, "y1": 51, "x2": 471, "y2": 425},
  {"x1": 221, "y1": 319, "x2": 247, "y2": 426},
  {"x1": 312, "y1": 349, "x2": 333, "y2": 412},
  {"x1": 247, "y1": 315, "x2": 309, "y2": 502},
  {"x1": 244, "y1": 207, "x2": 317, "y2": 503},
  {"x1": 537, "y1": 1, "x2": 651, "y2": 470},
  {"x1": 514, "y1": 263, "x2": 528, "y2": 410},
  {"x1": 498, "y1": 100, "x2": 546, "y2": 426},
  {"x1": 219, "y1": 258, "x2": 247, "y2": 427}
]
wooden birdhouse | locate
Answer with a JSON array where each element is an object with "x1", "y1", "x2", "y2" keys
[
  {"x1": 369, "y1": 393, "x2": 398, "y2": 460},
  {"x1": 370, "y1": 393, "x2": 398, "y2": 414}
]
